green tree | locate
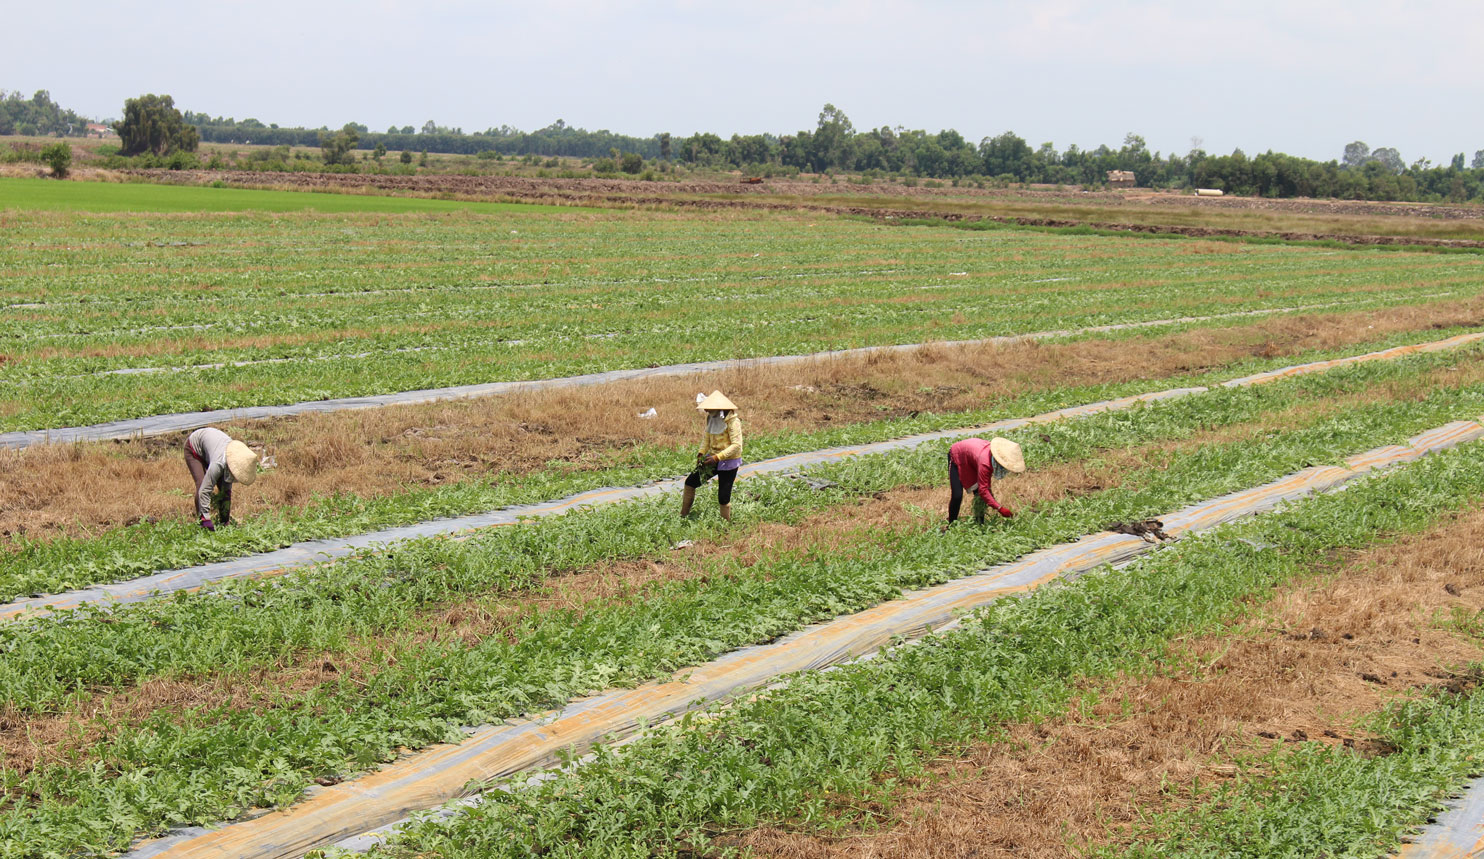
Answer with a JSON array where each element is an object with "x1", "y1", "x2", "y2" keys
[
  {"x1": 418, "y1": 149, "x2": 428, "y2": 166},
  {"x1": 659, "y1": 132, "x2": 672, "y2": 161},
  {"x1": 980, "y1": 131, "x2": 1031, "y2": 178},
  {"x1": 912, "y1": 139, "x2": 947, "y2": 176},
  {"x1": 620, "y1": 152, "x2": 644, "y2": 174},
  {"x1": 116, "y1": 94, "x2": 200, "y2": 156},
  {"x1": 729, "y1": 134, "x2": 774, "y2": 165},
  {"x1": 319, "y1": 123, "x2": 360, "y2": 166},
  {"x1": 853, "y1": 136, "x2": 888, "y2": 171},
  {"x1": 680, "y1": 132, "x2": 724, "y2": 164},
  {"x1": 808, "y1": 103, "x2": 854, "y2": 171},
  {"x1": 373, "y1": 141, "x2": 387, "y2": 162},
  {"x1": 1342, "y1": 140, "x2": 1370, "y2": 169},
  {"x1": 1370, "y1": 146, "x2": 1404, "y2": 173},
  {"x1": 399, "y1": 150, "x2": 413, "y2": 164},
  {"x1": 40, "y1": 141, "x2": 71, "y2": 178}
]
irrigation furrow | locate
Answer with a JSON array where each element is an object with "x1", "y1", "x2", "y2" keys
[
  {"x1": 122, "y1": 416, "x2": 1484, "y2": 859},
  {"x1": 1, "y1": 292, "x2": 1454, "y2": 449},
  {"x1": 1398, "y1": 776, "x2": 1484, "y2": 857},
  {"x1": 6, "y1": 329, "x2": 1481, "y2": 622}
]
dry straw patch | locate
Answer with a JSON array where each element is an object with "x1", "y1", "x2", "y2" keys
[
  {"x1": 733, "y1": 507, "x2": 1484, "y2": 859},
  {"x1": 3, "y1": 298, "x2": 1483, "y2": 546}
]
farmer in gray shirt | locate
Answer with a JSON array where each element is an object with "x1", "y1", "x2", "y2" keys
[{"x1": 184, "y1": 427, "x2": 258, "y2": 531}]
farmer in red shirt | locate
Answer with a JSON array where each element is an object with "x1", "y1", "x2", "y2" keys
[{"x1": 947, "y1": 436, "x2": 1025, "y2": 525}]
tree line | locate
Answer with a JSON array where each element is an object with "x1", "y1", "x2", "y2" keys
[
  {"x1": 124, "y1": 101, "x2": 1484, "y2": 202},
  {"x1": 0, "y1": 90, "x2": 96, "y2": 137},
  {"x1": 183, "y1": 113, "x2": 663, "y2": 160},
  {"x1": 11, "y1": 90, "x2": 1484, "y2": 202}
]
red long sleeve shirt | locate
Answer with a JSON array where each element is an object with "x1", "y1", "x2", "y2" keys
[{"x1": 949, "y1": 438, "x2": 1003, "y2": 511}]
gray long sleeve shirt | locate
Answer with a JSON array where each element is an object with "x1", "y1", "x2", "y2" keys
[{"x1": 186, "y1": 427, "x2": 234, "y2": 521}]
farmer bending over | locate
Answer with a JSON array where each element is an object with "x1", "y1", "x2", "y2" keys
[
  {"x1": 184, "y1": 427, "x2": 258, "y2": 531},
  {"x1": 681, "y1": 390, "x2": 743, "y2": 522},
  {"x1": 947, "y1": 436, "x2": 1024, "y2": 525}
]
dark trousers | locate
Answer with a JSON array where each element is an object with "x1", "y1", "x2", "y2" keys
[{"x1": 685, "y1": 465, "x2": 737, "y2": 505}]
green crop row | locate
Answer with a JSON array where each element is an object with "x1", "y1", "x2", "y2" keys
[
  {"x1": 3, "y1": 203, "x2": 1479, "y2": 429},
  {"x1": 360, "y1": 430, "x2": 1484, "y2": 859},
  {"x1": 3, "y1": 361, "x2": 1483, "y2": 856},
  {"x1": 6, "y1": 324, "x2": 1480, "y2": 605},
  {"x1": 1103, "y1": 690, "x2": 1484, "y2": 857}
]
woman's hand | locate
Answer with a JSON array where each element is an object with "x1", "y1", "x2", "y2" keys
[
  {"x1": 200, "y1": 518, "x2": 216, "y2": 532},
  {"x1": 705, "y1": 454, "x2": 719, "y2": 465},
  {"x1": 997, "y1": 505, "x2": 1014, "y2": 518}
]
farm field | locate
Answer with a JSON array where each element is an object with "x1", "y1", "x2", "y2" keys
[
  {"x1": 7, "y1": 294, "x2": 1484, "y2": 614},
  {"x1": 362, "y1": 442, "x2": 1484, "y2": 859},
  {"x1": 46, "y1": 158, "x2": 1484, "y2": 244},
  {"x1": 4, "y1": 178, "x2": 1484, "y2": 435},
  {"x1": 0, "y1": 176, "x2": 570, "y2": 215},
  {"x1": 5, "y1": 176, "x2": 1484, "y2": 858},
  {"x1": 7, "y1": 334, "x2": 1484, "y2": 856}
]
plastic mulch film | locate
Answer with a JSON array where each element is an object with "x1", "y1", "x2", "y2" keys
[
  {"x1": 6, "y1": 330, "x2": 1483, "y2": 623},
  {"x1": 123, "y1": 418, "x2": 1484, "y2": 859},
  {"x1": 0, "y1": 299, "x2": 1433, "y2": 450},
  {"x1": 1398, "y1": 776, "x2": 1484, "y2": 857}
]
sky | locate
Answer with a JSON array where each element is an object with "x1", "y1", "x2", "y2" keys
[{"x1": 7, "y1": 0, "x2": 1482, "y2": 164}]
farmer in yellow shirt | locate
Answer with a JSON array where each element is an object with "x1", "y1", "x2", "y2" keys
[{"x1": 681, "y1": 391, "x2": 743, "y2": 521}]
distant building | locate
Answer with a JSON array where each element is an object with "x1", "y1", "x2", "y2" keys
[
  {"x1": 1106, "y1": 170, "x2": 1136, "y2": 188},
  {"x1": 86, "y1": 123, "x2": 115, "y2": 138}
]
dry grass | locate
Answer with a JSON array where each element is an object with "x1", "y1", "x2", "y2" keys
[
  {"x1": 733, "y1": 507, "x2": 1484, "y2": 859},
  {"x1": 5, "y1": 299, "x2": 1483, "y2": 546}
]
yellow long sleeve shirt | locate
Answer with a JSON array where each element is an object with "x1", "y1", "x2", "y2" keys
[{"x1": 700, "y1": 413, "x2": 743, "y2": 466}]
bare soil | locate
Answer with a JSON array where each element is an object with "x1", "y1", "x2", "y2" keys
[
  {"x1": 4, "y1": 299, "x2": 1481, "y2": 546},
  {"x1": 733, "y1": 505, "x2": 1484, "y2": 859}
]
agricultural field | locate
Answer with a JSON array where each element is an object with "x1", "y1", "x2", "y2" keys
[
  {"x1": 4, "y1": 175, "x2": 1484, "y2": 858},
  {"x1": 6, "y1": 177, "x2": 1484, "y2": 436}
]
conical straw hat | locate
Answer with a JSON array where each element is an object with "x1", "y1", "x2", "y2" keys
[
  {"x1": 989, "y1": 437, "x2": 1025, "y2": 473},
  {"x1": 225, "y1": 440, "x2": 259, "y2": 485},
  {"x1": 697, "y1": 390, "x2": 737, "y2": 412}
]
